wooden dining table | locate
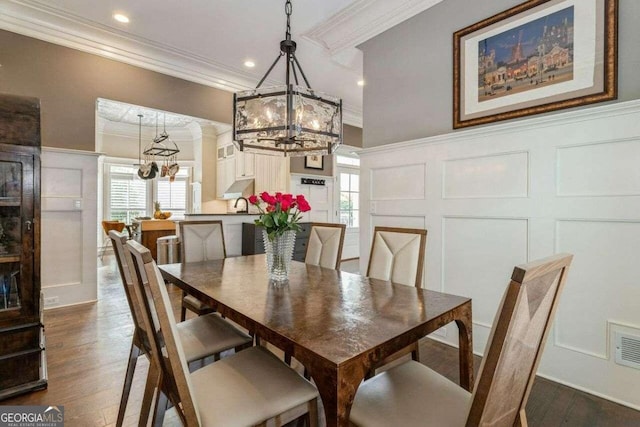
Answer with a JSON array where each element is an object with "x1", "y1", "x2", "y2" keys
[{"x1": 159, "y1": 254, "x2": 473, "y2": 427}]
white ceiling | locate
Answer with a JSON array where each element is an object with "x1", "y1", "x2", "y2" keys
[{"x1": 0, "y1": 0, "x2": 444, "y2": 127}]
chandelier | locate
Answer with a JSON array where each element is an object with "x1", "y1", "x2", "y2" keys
[{"x1": 233, "y1": 0, "x2": 342, "y2": 157}]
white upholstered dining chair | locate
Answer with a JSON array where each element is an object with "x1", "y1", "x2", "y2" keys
[
  {"x1": 126, "y1": 239, "x2": 320, "y2": 427},
  {"x1": 351, "y1": 253, "x2": 573, "y2": 427},
  {"x1": 109, "y1": 232, "x2": 252, "y2": 427},
  {"x1": 178, "y1": 221, "x2": 226, "y2": 321},
  {"x1": 365, "y1": 226, "x2": 427, "y2": 372},
  {"x1": 305, "y1": 222, "x2": 346, "y2": 270},
  {"x1": 366, "y1": 226, "x2": 427, "y2": 287}
]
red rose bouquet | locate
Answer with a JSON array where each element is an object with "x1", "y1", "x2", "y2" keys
[{"x1": 249, "y1": 192, "x2": 311, "y2": 241}]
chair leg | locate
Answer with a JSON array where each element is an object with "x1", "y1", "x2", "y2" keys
[
  {"x1": 99, "y1": 235, "x2": 110, "y2": 260},
  {"x1": 152, "y1": 391, "x2": 168, "y2": 427},
  {"x1": 411, "y1": 343, "x2": 420, "y2": 362},
  {"x1": 308, "y1": 398, "x2": 318, "y2": 427},
  {"x1": 116, "y1": 341, "x2": 141, "y2": 427},
  {"x1": 180, "y1": 291, "x2": 187, "y2": 321},
  {"x1": 139, "y1": 362, "x2": 161, "y2": 427}
]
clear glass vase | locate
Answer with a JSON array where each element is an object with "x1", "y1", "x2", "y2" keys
[{"x1": 263, "y1": 229, "x2": 296, "y2": 285}]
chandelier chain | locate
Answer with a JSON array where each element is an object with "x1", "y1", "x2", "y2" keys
[{"x1": 285, "y1": 0, "x2": 292, "y2": 40}]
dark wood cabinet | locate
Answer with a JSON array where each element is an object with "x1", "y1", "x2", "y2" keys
[
  {"x1": 0, "y1": 94, "x2": 45, "y2": 399},
  {"x1": 242, "y1": 222, "x2": 311, "y2": 261}
]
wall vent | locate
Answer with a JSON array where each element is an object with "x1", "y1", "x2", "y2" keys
[{"x1": 615, "y1": 332, "x2": 640, "y2": 370}]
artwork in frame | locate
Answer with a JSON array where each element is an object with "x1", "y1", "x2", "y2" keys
[
  {"x1": 305, "y1": 154, "x2": 324, "y2": 170},
  {"x1": 453, "y1": 0, "x2": 618, "y2": 129}
]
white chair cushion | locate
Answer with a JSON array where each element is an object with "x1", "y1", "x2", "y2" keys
[
  {"x1": 190, "y1": 346, "x2": 318, "y2": 427},
  {"x1": 177, "y1": 313, "x2": 252, "y2": 363},
  {"x1": 368, "y1": 231, "x2": 422, "y2": 286},
  {"x1": 305, "y1": 226, "x2": 343, "y2": 269},
  {"x1": 182, "y1": 223, "x2": 225, "y2": 262},
  {"x1": 351, "y1": 361, "x2": 472, "y2": 427}
]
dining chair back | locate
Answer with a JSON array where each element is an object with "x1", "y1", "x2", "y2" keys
[
  {"x1": 366, "y1": 226, "x2": 427, "y2": 287},
  {"x1": 350, "y1": 253, "x2": 574, "y2": 427},
  {"x1": 109, "y1": 230, "x2": 147, "y2": 337},
  {"x1": 304, "y1": 222, "x2": 346, "y2": 269},
  {"x1": 178, "y1": 221, "x2": 226, "y2": 320},
  {"x1": 467, "y1": 253, "x2": 573, "y2": 425},
  {"x1": 179, "y1": 220, "x2": 226, "y2": 262},
  {"x1": 126, "y1": 239, "x2": 319, "y2": 427},
  {"x1": 125, "y1": 240, "x2": 191, "y2": 425}
]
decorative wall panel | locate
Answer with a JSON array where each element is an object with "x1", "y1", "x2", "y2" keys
[
  {"x1": 443, "y1": 151, "x2": 528, "y2": 199},
  {"x1": 371, "y1": 164, "x2": 425, "y2": 200}
]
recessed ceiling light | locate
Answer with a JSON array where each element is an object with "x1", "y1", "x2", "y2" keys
[
  {"x1": 113, "y1": 13, "x2": 130, "y2": 23},
  {"x1": 357, "y1": 80, "x2": 365, "y2": 86},
  {"x1": 244, "y1": 60, "x2": 256, "y2": 68}
]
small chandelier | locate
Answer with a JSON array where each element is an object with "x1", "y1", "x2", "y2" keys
[{"x1": 233, "y1": 0, "x2": 342, "y2": 157}]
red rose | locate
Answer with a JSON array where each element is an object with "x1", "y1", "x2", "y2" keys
[
  {"x1": 260, "y1": 192, "x2": 275, "y2": 205},
  {"x1": 248, "y1": 195, "x2": 258, "y2": 205},
  {"x1": 295, "y1": 195, "x2": 311, "y2": 212},
  {"x1": 266, "y1": 205, "x2": 275, "y2": 213},
  {"x1": 275, "y1": 192, "x2": 283, "y2": 203},
  {"x1": 281, "y1": 199, "x2": 292, "y2": 211}
]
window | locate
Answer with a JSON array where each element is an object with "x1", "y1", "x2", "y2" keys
[
  {"x1": 105, "y1": 162, "x2": 191, "y2": 223},
  {"x1": 336, "y1": 155, "x2": 360, "y2": 167},
  {"x1": 107, "y1": 165, "x2": 147, "y2": 223},
  {"x1": 154, "y1": 168, "x2": 189, "y2": 219},
  {"x1": 339, "y1": 171, "x2": 359, "y2": 228}
]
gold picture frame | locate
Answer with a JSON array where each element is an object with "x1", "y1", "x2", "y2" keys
[{"x1": 453, "y1": 0, "x2": 618, "y2": 129}]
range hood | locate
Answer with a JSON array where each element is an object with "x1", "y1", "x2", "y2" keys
[{"x1": 222, "y1": 178, "x2": 254, "y2": 200}]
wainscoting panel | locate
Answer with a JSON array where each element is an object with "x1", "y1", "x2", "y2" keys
[
  {"x1": 41, "y1": 148, "x2": 99, "y2": 308},
  {"x1": 443, "y1": 217, "x2": 528, "y2": 336},
  {"x1": 42, "y1": 211, "x2": 83, "y2": 286},
  {"x1": 360, "y1": 100, "x2": 640, "y2": 410},
  {"x1": 42, "y1": 167, "x2": 82, "y2": 197},
  {"x1": 371, "y1": 163, "x2": 425, "y2": 200},
  {"x1": 555, "y1": 220, "x2": 640, "y2": 359},
  {"x1": 557, "y1": 138, "x2": 640, "y2": 197},
  {"x1": 443, "y1": 151, "x2": 529, "y2": 199}
]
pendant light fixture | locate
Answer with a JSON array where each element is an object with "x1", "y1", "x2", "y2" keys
[{"x1": 233, "y1": 0, "x2": 342, "y2": 157}]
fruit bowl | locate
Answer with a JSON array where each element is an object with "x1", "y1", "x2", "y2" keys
[{"x1": 158, "y1": 212, "x2": 172, "y2": 220}]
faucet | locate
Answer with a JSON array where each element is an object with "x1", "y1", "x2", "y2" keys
[{"x1": 234, "y1": 197, "x2": 249, "y2": 213}]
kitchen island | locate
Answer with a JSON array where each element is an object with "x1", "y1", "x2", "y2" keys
[
  {"x1": 131, "y1": 219, "x2": 177, "y2": 260},
  {"x1": 184, "y1": 213, "x2": 259, "y2": 256}
]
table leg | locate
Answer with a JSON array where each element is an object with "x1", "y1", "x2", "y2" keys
[
  {"x1": 455, "y1": 301, "x2": 474, "y2": 391},
  {"x1": 305, "y1": 359, "x2": 368, "y2": 427}
]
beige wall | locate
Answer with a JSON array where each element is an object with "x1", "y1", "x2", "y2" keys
[
  {"x1": 360, "y1": 0, "x2": 640, "y2": 147},
  {"x1": 289, "y1": 123, "x2": 363, "y2": 177},
  {"x1": 0, "y1": 30, "x2": 233, "y2": 151}
]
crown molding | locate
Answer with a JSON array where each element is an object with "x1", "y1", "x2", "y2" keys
[
  {"x1": 0, "y1": 0, "x2": 363, "y2": 127},
  {"x1": 303, "y1": 0, "x2": 443, "y2": 55}
]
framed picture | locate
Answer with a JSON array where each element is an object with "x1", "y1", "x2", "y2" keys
[
  {"x1": 305, "y1": 155, "x2": 324, "y2": 170},
  {"x1": 453, "y1": 0, "x2": 617, "y2": 129}
]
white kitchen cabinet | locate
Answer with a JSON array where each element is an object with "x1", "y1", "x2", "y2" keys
[
  {"x1": 254, "y1": 154, "x2": 289, "y2": 195},
  {"x1": 216, "y1": 141, "x2": 236, "y2": 198},
  {"x1": 235, "y1": 150, "x2": 255, "y2": 179}
]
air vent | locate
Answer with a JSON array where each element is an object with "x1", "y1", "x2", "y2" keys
[{"x1": 615, "y1": 332, "x2": 640, "y2": 370}]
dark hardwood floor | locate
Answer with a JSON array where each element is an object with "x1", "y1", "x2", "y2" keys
[{"x1": 3, "y1": 255, "x2": 639, "y2": 426}]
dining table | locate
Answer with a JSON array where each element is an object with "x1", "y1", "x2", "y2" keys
[{"x1": 159, "y1": 254, "x2": 473, "y2": 427}]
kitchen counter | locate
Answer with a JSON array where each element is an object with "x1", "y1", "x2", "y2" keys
[{"x1": 131, "y1": 219, "x2": 177, "y2": 260}]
